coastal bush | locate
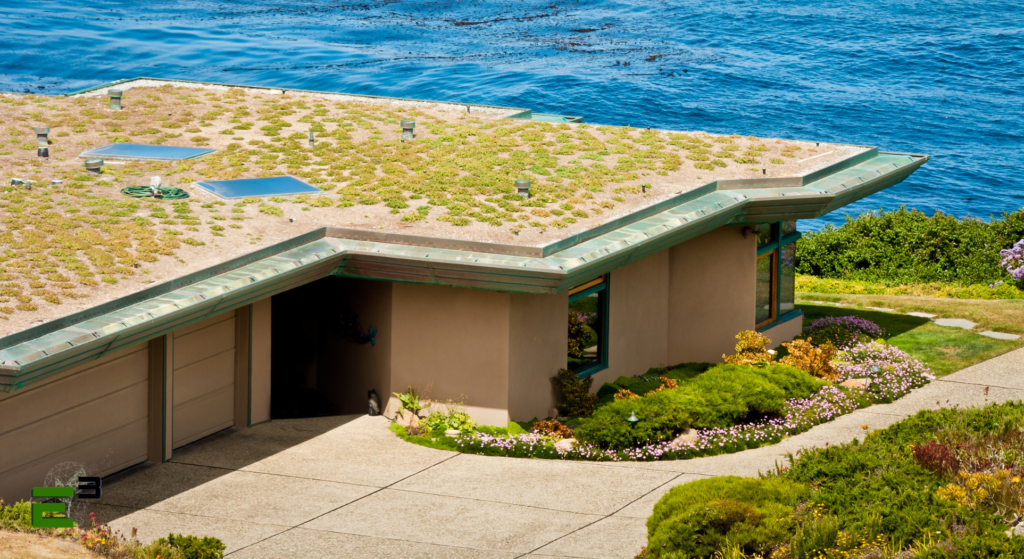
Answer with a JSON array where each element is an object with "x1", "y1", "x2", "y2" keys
[
  {"x1": 802, "y1": 315, "x2": 885, "y2": 349},
  {"x1": 574, "y1": 364, "x2": 818, "y2": 450},
  {"x1": 551, "y1": 368, "x2": 598, "y2": 417},
  {"x1": 796, "y1": 207, "x2": 1024, "y2": 286},
  {"x1": 155, "y1": 533, "x2": 226, "y2": 559},
  {"x1": 722, "y1": 331, "x2": 776, "y2": 367},
  {"x1": 639, "y1": 403, "x2": 1024, "y2": 558},
  {"x1": 595, "y1": 362, "x2": 711, "y2": 403},
  {"x1": 643, "y1": 477, "x2": 808, "y2": 558}
]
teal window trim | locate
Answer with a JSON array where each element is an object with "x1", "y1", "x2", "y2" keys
[
  {"x1": 569, "y1": 276, "x2": 610, "y2": 379},
  {"x1": 757, "y1": 309, "x2": 804, "y2": 333},
  {"x1": 756, "y1": 223, "x2": 802, "y2": 329}
]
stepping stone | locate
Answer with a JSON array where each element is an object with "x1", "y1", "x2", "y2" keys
[
  {"x1": 864, "y1": 306, "x2": 895, "y2": 312},
  {"x1": 979, "y1": 331, "x2": 1021, "y2": 340},
  {"x1": 907, "y1": 312, "x2": 937, "y2": 318},
  {"x1": 933, "y1": 318, "x2": 977, "y2": 330}
]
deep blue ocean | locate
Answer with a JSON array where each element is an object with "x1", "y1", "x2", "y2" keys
[{"x1": 1, "y1": 0, "x2": 1021, "y2": 229}]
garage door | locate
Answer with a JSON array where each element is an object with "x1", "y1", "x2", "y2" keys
[
  {"x1": 0, "y1": 343, "x2": 149, "y2": 502},
  {"x1": 172, "y1": 312, "x2": 235, "y2": 449}
]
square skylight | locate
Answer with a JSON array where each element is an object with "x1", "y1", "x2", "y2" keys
[
  {"x1": 79, "y1": 143, "x2": 216, "y2": 161},
  {"x1": 193, "y1": 176, "x2": 322, "y2": 199}
]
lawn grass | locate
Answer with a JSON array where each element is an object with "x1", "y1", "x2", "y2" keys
[{"x1": 796, "y1": 301, "x2": 1022, "y2": 377}]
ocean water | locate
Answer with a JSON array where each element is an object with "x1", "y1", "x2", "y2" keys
[{"x1": 1, "y1": 0, "x2": 1021, "y2": 230}]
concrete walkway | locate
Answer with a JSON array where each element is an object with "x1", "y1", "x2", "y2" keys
[{"x1": 90, "y1": 348, "x2": 1024, "y2": 559}]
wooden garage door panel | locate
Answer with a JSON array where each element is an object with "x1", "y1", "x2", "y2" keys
[
  {"x1": 0, "y1": 345, "x2": 148, "y2": 437},
  {"x1": 174, "y1": 316, "x2": 235, "y2": 370},
  {"x1": 0, "y1": 418, "x2": 147, "y2": 503},
  {"x1": 173, "y1": 350, "x2": 234, "y2": 406},
  {"x1": 172, "y1": 384, "x2": 234, "y2": 448},
  {"x1": 0, "y1": 381, "x2": 148, "y2": 475}
]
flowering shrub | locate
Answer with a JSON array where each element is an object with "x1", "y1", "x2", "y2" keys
[
  {"x1": 551, "y1": 368, "x2": 597, "y2": 416},
  {"x1": 532, "y1": 419, "x2": 573, "y2": 438},
  {"x1": 722, "y1": 331, "x2": 775, "y2": 367},
  {"x1": 1000, "y1": 238, "x2": 1024, "y2": 283},
  {"x1": 779, "y1": 339, "x2": 839, "y2": 381},
  {"x1": 613, "y1": 388, "x2": 639, "y2": 400},
  {"x1": 423, "y1": 400, "x2": 477, "y2": 432},
  {"x1": 803, "y1": 316, "x2": 885, "y2": 349},
  {"x1": 833, "y1": 341, "x2": 934, "y2": 402}
]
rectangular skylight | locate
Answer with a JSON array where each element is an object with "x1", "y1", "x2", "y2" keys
[
  {"x1": 193, "y1": 176, "x2": 322, "y2": 199},
  {"x1": 79, "y1": 144, "x2": 216, "y2": 161}
]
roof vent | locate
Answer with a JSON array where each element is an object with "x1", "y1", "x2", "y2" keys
[
  {"x1": 515, "y1": 179, "x2": 531, "y2": 199},
  {"x1": 109, "y1": 89, "x2": 123, "y2": 110},
  {"x1": 34, "y1": 126, "x2": 49, "y2": 146},
  {"x1": 401, "y1": 120, "x2": 415, "y2": 141},
  {"x1": 85, "y1": 158, "x2": 104, "y2": 174},
  {"x1": 309, "y1": 130, "x2": 315, "y2": 148}
]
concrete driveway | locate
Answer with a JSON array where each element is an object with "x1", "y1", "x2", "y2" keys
[{"x1": 89, "y1": 349, "x2": 1024, "y2": 558}]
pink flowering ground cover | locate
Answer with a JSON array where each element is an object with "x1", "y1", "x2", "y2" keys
[{"x1": 456, "y1": 341, "x2": 935, "y2": 462}]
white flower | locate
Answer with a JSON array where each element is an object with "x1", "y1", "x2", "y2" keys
[{"x1": 767, "y1": 349, "x2": 776, "y2": 355}]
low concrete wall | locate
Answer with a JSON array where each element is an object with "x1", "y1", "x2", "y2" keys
[
  {"x1": 667, "y1": 226, "x2": 756, "y2": 364},
  {"x1": 763, "y1": 313, "x2": 805, "y2": 349}
]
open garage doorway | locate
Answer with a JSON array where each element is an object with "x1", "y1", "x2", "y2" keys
[{"x1": 270, "y1": 276, "x2": 392, "y2": 419}]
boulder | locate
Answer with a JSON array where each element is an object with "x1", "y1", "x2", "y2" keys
[
  {"x1": 549, "y1": 407, "x2": 560, "y2": 419},
  {"x1": 396, "y1": 409, "x2": 419, "y2": 428},
  {"x1": 554, "y1": 438, "x2": 577, "y2": 452},
  {"x1": 672, "y1": 429, "x2": 699, "y2": 446},
  {"x1": 840, "y1": 378, "x2": 871, "y2": 389}
]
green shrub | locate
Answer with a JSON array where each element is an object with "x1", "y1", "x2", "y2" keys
[
  {"x1": 551, "y1": 368, "x2": 598, "y2": 417},
  {"x1": 796, "y1": 207, "x2": 1024, "y2": 286},
  {"x1": 575, "y1": 364, "x2": 820, "y2": 450},
  {"x1": 595, "y1": 362, "x2": 712, "y2": 404},
  {"x1": 645, "y1": 476, "x2": 808, "y2": 558},
  {"x1": 0, "y1": 499, "x2": 32, "y2": 531},
  {"x1": 155, "y1": 533, "x2": 226, "y2": 559}
]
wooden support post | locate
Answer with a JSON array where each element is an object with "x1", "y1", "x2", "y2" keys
[{"x1": 234, "y1": 305, "x2": 251, "y2": 428}]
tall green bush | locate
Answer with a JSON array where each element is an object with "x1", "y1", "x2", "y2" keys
[
  {"x1": 796, "y1": 207, "x2": 1024, "y2": 285},
  {"x1": 645, "y1": 476, "x2": 808, "y2": 558},
  {"x1": 574, "y1": 364, "x2": 821, "y2": 450}
]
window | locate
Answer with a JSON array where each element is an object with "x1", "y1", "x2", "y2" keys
[
  {"x1": 755, "y1": 222, "x2": 801, "y2": 329},
  {"x1": 568, "y1": 275, "x2": 609, "y2": 376}
]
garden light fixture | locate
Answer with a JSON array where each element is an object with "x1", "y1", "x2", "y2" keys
[
  {"x1": 627, "y1": 411, "x2": 639, "y2": 425},
  {"x1": 109, "y1": 89, "x2": 123, "y2": 110},
  {"x1": 515, "y1": 179, "x2": 531, "y2": 199},
  {"x1": 401, "y1": 120, "x2": 415, "y2": 141}
]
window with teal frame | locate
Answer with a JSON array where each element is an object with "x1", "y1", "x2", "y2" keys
[
  {"x1": 756, "y1": 221, "x2": 801, "y2": 331},
  {"x1": 567, "y1": 275, "x2": 609, "y2": 377}
]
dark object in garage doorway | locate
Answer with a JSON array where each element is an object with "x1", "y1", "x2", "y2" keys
[{"x1": 368, "y1": 389, "x2": 381, "y2": 416}]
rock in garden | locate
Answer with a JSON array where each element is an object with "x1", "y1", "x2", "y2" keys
[
  {"x1": 549, "y1": 407, "x2": 560, "y2": 419},
  {"x1": 396, "y1": 409, "x2": 418, "y2": 427},
  {"x1": 554, "y1": 438, "x2": 577, "y2": 451},
  {"x1": 840, "y1": 378, "x2": 871, "y2": 389},
  {"x1": 672, "y1": 429, "x2": 699, "y2": 446}
]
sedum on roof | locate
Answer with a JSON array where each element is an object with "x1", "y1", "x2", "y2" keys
[{"x1": 0, "y1": 79, "x2": 888, "y2": 336}]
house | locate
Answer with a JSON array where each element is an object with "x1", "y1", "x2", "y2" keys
[{"x1": 0, "y1": 79, "x2": 927, "y2": 501}]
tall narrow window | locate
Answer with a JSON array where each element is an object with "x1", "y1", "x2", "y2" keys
[
  {"x1": 755, "y1": 221, "x2": 802, "y2": 329},
  {"x1": 755, "y1": 252, "x2": 776, "y2": 327},
  {"x1": 568, "y1": 275, "x2": 608, "y2": 376}
]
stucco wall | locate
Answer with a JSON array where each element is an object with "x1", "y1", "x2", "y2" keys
[
  {"x1": 587, "y1": 249, "x2": 671, "y2": 388},
  {"x1": 762, "y1": 312, "x2": 805, "y2": 349},
  {"x1": 508, "y1": 291, "x2": 568, "y2": 421},
  {"x1": 390, "y1": 283, "x2": 511, "y2": 426},
  {"x1": 667, "y1": 226, "x2": 756, "y2": 364},
  {"x1": 171, "y1": 312, "x2": 235, "y2": 448},
  {"x1": 316, "y1": 278, "x2": 393, "y2": 415},
  {"x1": 0, "y1": 343, "x2": 149, "y2": 502}
]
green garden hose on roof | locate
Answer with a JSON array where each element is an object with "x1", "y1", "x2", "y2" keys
[{"x1": 120, "y1": 185, "x2": 190, "y2": 200}]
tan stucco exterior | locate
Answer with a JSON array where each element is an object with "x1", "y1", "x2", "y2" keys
[
  {"x1": 0, "y1": 343, "x2": 149, "y2": 502},
  {"x1": 390, "y1": 283, "x2": 512, "y2": 426},
  {"x1": 508, "y1": 291, "x2": 569, "y2": 421},
  {"x1": 763, "y1": 312, "x2": 805, "y2": 350},
  {"x1": 667, "y1": 226, "x2": 757, "y2": 364}
]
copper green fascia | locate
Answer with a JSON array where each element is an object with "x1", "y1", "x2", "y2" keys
[{"x1": 0, "y1": 150, "x2": 927, "y2": 392}]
